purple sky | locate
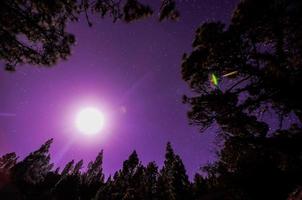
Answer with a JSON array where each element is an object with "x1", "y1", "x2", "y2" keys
[{"x1": 0, "y1": 0, "x2": 239, "y2": 178}]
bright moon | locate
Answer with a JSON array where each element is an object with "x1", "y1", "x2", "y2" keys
[{"x1": 75, "y1": 107, "x2": 105, "y2": 135}]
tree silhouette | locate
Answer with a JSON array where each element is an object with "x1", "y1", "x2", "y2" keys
[
  {"x1": 2, "y1": 139, "x2": 54, "y2": 199},
  {"x1": 159, "y1": 0, "x2": 180, "y2": 22},
  {"x1": 0, "y1": 152, "x2": 18, "y2": 172},
  {"x1": 191, "y1": 173, "x2": 208, "y2": 199},
  {"x1": 157, "y1": 142, "x2": 191, "y2": 200},
  {"x1": 82, "y1": 150, "x2": 105, "y2": 199},
  {"x1": 114, "y1": 151, "x2": 145, "y2": 200},
  {"x1": 12, "y1": 138, "x2": 53, "y2": 184},
  {"x1": 143, "y1": 162, "x2": 159, "y2": 200},
  {"x1": 0, "y1": 0, "x2": 178, "y2": 71},
  {"x1": 0, "y1": 152, "x2": 18, "y2": 195},
  {"x1": 182, "y1": 0, "x2": 302, "y2": 133},
  {"x1": 181, "y1": 0, "x2": 302, "y2": 199}
]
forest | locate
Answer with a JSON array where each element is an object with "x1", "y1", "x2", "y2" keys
[{"x1": 1, "y1": 0, "x2": 302, "y2": 199}]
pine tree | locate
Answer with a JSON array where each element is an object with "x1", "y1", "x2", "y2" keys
[
  {"x1": 93, "y1": 176, "x2": 115, "y2": 200},
  {"x1": 82, "y1": 150, "x2": 105, "y2": 199},
  {"x1": 72, "y1": 159, "x2": 83, "y2": 176},
  {"x1": 61, "y1": 160, "x2": 75, "y2": 177},
  {"x1": 120, "y1": 151, "x2": 144, "y2": 200},
  {"x1": 181, "y1": 0, "x2": 302, "y2": 199},
  {"x1": 0, "y1": 152, "x2": 18, "y2": 197},
  {"x1": 143, "y1": 162, "x2": 159, "y2": 200},
  {"x1": 158, "y1": 143, "x2": 176, "y2": 200},
  {"x1": 5, "y1": 139, "x2": 54, "y2": 199},
  {"x1": 12, "y1": 139, "x2": 53, "y2": 184},
  {"x1": 84, "y1": 150, "x2": 104, "y2": 185},
  {"x1": 192, "y1": 173, "x2": 208, "y2": 199},
  {"x1": 0, "y1": 152, "x2": 18, "y2": 172},
  {"x1": 173, "y1": 155, "x2": 191, "y2": 200},
  {"x1": 158, "y1": 142, "x2": 191, "y2": 200},
  {"x1": 53, "y1": 159, "x2": 84, "y2": 200},
  {"x1": 1, "y1": 0, "x2": 178, "y2": 70},
  {"x1": 159, "y1": 0, "x2": 180, "y2": 22},
  {"x1": 107, "y1": 151, "x2": 145, "y2": 200}
]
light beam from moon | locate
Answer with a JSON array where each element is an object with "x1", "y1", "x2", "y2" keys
[{"x1": 0, "y1": 112, "x2": 16, "y2": 117}]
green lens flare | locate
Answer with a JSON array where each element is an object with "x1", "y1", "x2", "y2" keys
[{"x1": 211, "y1": 73, "x2": 219, "y2": 86}]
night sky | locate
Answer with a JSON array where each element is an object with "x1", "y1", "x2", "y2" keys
[{"x1": 0, "y1": 0, "x2": 239, "y2": 178}]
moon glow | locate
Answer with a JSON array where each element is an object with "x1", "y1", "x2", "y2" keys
[{"x1": 75, "y1": 107, "x2": 105, "y2": 135}]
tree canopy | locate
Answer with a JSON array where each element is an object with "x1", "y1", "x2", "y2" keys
[
  {"x1": 0, "y1": 0, "x2": 179, "y2": 71},
  {"x1": 182, "y1": 0, "x2": 302, "y2": 199}
]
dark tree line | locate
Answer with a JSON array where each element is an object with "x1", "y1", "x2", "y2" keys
[
  {"x1": 1, "y1": 137, "x2": 301, "y2": 200},
  {"x1": 0, "y1": 140, "x2": 203, "y2": 200},
  {"x1": 0, "y1": 0, "x2": 179, "y2": 71}
]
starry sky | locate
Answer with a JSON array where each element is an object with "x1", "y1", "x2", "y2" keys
[{"x1": 0, "y1": 0, "x2": 239, "y2": 178}]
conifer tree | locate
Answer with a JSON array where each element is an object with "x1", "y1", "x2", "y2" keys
[
  {"x1": 181, "y1": 0, "x2": 302, "y2": 199},
  {"x1": 1, "y1": 0, "x2": 178, "y2": 71},
  {"x1": 82, "y1": 150, "x2": 105, "y2": 199},
  {"x1": 158, "y1": 142, "x2": 191, "y2": 200},
  {"x1": 143, "y1": 162, "x2": 159, "y2": 200},
  {"x1": 192, "y1": 173, "x2": 208, "y2": 199},
  {"x1": 157, "y1": 143, "x2": 176, "y2": 200},
  {"x1": 109, "y1": 151, "x2": 145, "y2": 200},
  {"x1": 173, "y1": 155, "x2": 191, "y2": 200},
  {"x1": 0, "y1": 152, "x2": 18, "y2": 197},
  {"x1": 0, "y1": 152, "x2": 18, "y2": 172},
  {"x1": 72, "y1": 159, "x2": 84, "y2": 176},
  {"x1": 12, "y1": 139, "x2": 53, "y2": 184},
  {"x1": 159, "y1": 0, "x2": 180, "y2": 22},
  {"x1": 61, "y1": 160, "x2": 75, "y2": 177},
  {"x1": 5, "y1": 139, "x2": 54, "y2": 199},
  {"x1": 84, "y1": 150, "x2": 104, "y2": 185}
]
